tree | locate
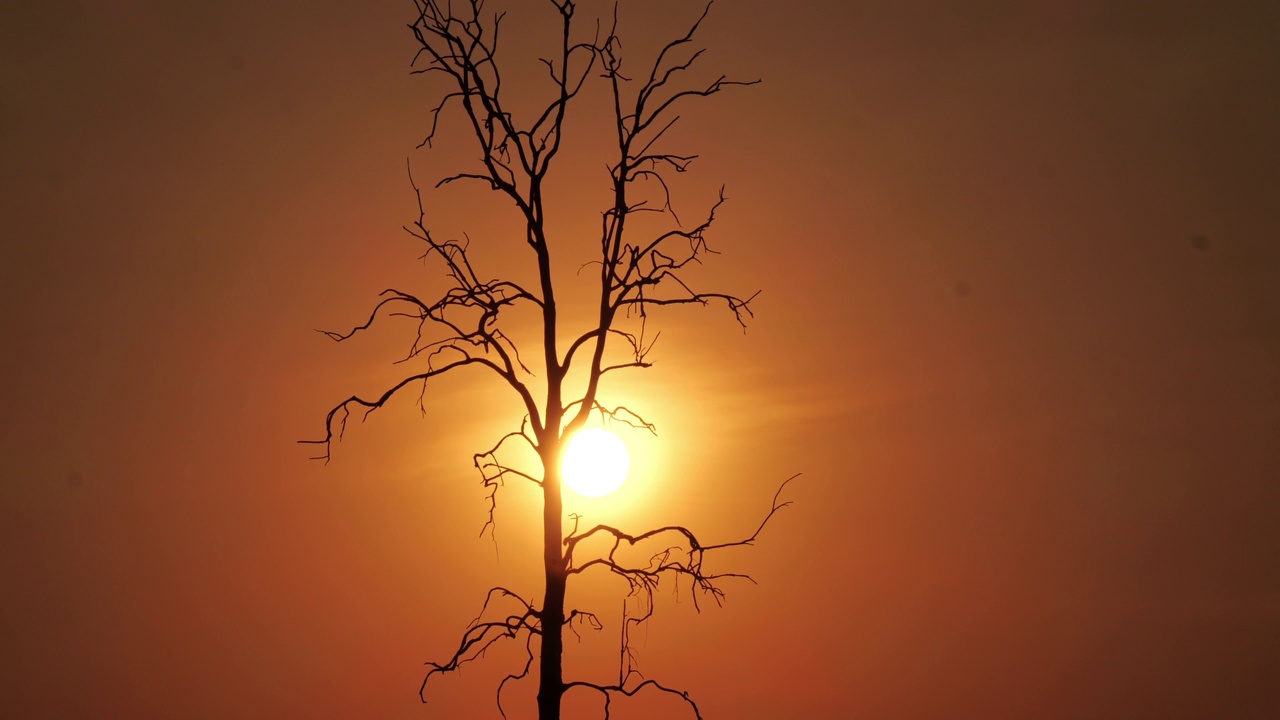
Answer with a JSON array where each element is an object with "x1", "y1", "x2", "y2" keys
[{"x1": 303, "y1": 1, "x2": 793, "y2": 718}]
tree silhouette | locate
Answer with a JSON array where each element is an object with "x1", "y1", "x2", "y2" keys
[{"x1": 303, "y1": 2, "x2": 793, "y2": 718}]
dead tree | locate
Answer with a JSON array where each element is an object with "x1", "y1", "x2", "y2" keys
[{"x1": 303, "y1": 2, "x2": 793, "y2": 718}]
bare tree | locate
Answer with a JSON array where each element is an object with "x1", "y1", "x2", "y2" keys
[{"x1": 303, "y1": 2, "x2": 793, "y2": 718}]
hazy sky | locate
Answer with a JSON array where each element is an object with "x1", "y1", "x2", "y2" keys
[{"x1": 2, "y1": 1, "x2": 1278, "y2": 718}]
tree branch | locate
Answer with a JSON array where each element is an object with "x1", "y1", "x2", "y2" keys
[
  {"x1": 300, "y1": 354, "x2": 510, "y2": 462},
  {"x1": 421, "y1": 586, "x2": 541, "y2": 705},
  {"x1": 560, "y1": 475, "x2": 799, "y2": 707}
]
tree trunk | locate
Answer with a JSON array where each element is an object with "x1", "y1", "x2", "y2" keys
[{"x1": 538, "y1": 459, "x2": 565, "y2": 720}]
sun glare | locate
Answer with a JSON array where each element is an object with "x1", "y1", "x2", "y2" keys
[{"x1": 561, "y1": 428, "x2": 629, "y2": 498}]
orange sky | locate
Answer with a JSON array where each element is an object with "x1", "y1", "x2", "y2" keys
[{"x1": 2, "y1": 1, "x2": 1278, "y2": 718}]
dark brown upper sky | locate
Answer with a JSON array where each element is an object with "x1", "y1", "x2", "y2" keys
[{"x1": 2, "y1": 1, "x2": 1278, "y2": 718}]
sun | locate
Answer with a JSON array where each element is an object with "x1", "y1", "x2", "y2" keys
[{"x1": 561, "y1": 428, "x2": 629, "y2": 498}]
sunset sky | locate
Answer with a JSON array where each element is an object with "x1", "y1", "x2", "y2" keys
[{"x1": 3, "y1": 1, "x2": 1278, "y2": 718}]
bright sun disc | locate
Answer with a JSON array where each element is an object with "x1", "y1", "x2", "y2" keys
[{"x1": 561, "y1": 428, "x2": 629, "y2": 498}]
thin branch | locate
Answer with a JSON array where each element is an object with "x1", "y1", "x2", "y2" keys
[
  {"x1": 564, "y1": 474, "x2": 799, "y2": 610},
  {"x1": 420, "y1": 585, "x2": 541, "y2": 704},
  {"x1": 300, "y1": 355, "x2": 509, "y2": 462},
  {"x1": 564, "y1": 677, "x2": 706, "y2": 720},
  {"x1": 473, "y1": 416, "x2": 541, "y2": 542}
]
